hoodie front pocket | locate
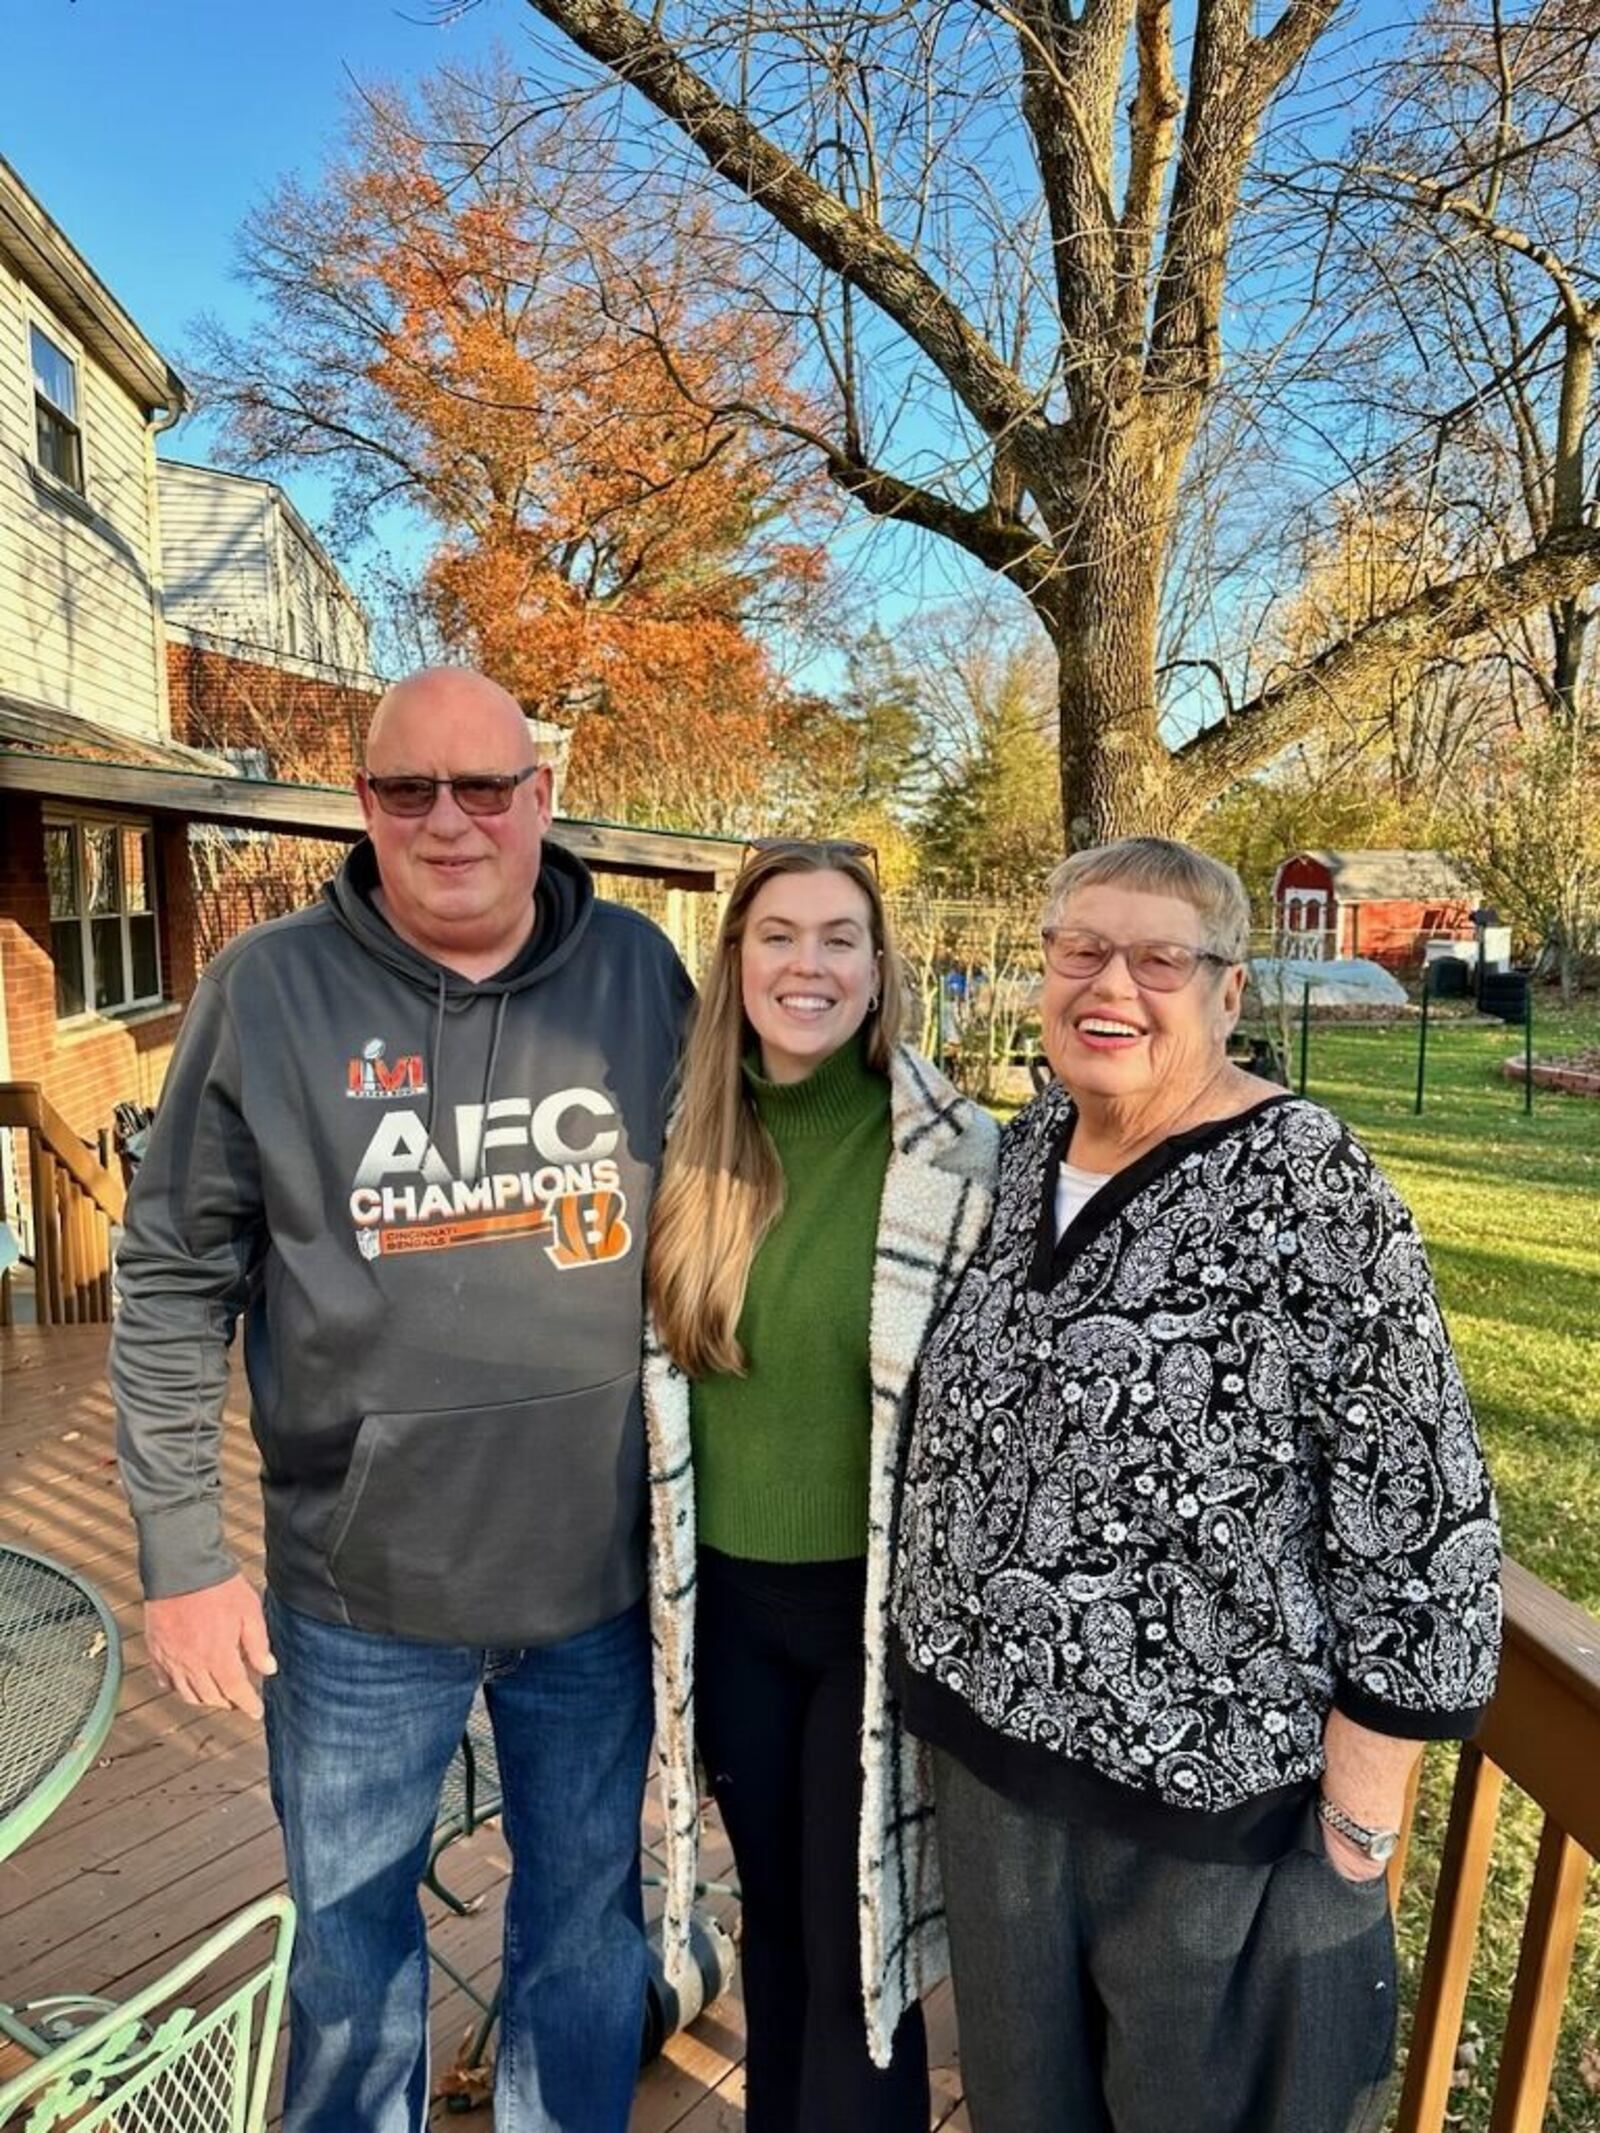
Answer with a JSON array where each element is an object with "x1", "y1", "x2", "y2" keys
[{"x1": 326, "y1": 1372, "x2": 645, "y2": 1646}]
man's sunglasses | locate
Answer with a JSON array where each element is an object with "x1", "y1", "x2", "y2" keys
[
  {"x1": 1042, "y1": 928, "x2": 1234, "y2": 991},
  {"x1": 363, "y1": 767, "x2": 538, "y2": 818}
]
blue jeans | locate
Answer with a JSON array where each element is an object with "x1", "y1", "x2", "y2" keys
[{"x1": 263, "y1": 1592, "x2": 652, "y2": 2133}]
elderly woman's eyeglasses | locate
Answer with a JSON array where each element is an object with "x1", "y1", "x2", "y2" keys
[{"x1": 1042, "y1": 928, "x2": 1233, "y2": 991}]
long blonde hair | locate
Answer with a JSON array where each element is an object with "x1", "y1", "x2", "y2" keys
[{"x1": 649, "y1": 842, "x2": 905, "y2": 1379}]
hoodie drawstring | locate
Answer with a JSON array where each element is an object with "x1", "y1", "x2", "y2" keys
[
  {"x1": 424, "y1": 971, "x2": 511, "y2": 1178},
  {"x1": 425, "y1": 967, "x2": 448, "y2": 1149},
  {"x1": 479, "y1": 994, "x2": 510, "y2": 1179}
]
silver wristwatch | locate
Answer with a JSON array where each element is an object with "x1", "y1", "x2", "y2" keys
[{"x1": 1317, "y1": 1794, "x2": 1399, "y2": 1864}]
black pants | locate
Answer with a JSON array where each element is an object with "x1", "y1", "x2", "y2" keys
[
  {"x1": 695, "y1": 1548, "x2": 929, "y2": 2133},
  {"x1": 933, "y1": 1748, "x2": 1397, "y2": 2133}
]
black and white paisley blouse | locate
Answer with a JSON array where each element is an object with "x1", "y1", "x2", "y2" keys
[{"x1": 892, "y1": 1085, "x2": 1502, "y2": 1863}]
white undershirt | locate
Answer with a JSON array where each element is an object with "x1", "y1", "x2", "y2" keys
[{"x1": 1055, "y1": 1160, "x2": 1111, "y2": 1239}]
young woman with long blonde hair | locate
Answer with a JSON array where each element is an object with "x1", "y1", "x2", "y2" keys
[{"x1": 643, "y1": 841, "x2": 998, "y2": 2132}]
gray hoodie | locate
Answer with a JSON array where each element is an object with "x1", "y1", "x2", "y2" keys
[{"x1": 112, "y1": 839, "x2": 693, "y2": 1647}]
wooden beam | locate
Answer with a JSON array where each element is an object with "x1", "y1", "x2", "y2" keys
[
  {"x1": 0, "y1": 751, "x2": 744, "y2": 889},
  {"x1": 1478, "y1": 1559, "x2": 1600, "y2": 1857},
  {"x1": 0, "y1": 749, "x2": 360, "y2": 836}
]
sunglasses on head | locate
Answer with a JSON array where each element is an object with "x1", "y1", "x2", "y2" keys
[
  {"x1": 740, "y1": 836, "x2": 880, "y2": 879},
  {"x1": 363, "y1": 767, "x2": 538, "y2": 818}
]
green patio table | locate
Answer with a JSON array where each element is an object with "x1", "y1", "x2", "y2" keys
[
  {"x1": 0, "y1": 1540, "x2": 122, "y2": 2060},
  {"x1": 0, "y1": 1541, "x2": 121, "y2": 1867}
]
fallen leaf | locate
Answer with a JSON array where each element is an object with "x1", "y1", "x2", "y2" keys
[{"x1": 433, "y1": 2028, "x2": 493, "y2": 2111}]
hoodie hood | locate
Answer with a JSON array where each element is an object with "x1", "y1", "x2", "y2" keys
[{"x1": 325, "y1": 835, "x2": 594, "y2": 998}]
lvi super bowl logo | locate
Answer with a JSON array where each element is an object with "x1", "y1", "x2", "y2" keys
[{"x1": 346, "y1": 1037, "x2": 428, "y2": 1099}]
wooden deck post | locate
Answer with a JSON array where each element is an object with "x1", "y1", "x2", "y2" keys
[
  {"x1": 1487, "y1": 1818, "x2": 1591, "y2": 2133},
  {"x1": 1393, "y1": 1743, "x2": 1504, "y2": 2133}
]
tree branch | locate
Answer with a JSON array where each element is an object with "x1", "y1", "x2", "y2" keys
[
  {"x1": 518, "y1": 0, "x2": 1040, "y2": 448},
  {"x1": 823, "y1": 451, "x2": 1056, "y2": 597},
  {"x1": 1168, "y1": 526, "x2": 1600, "y2": 815},
  {"x1": 1116, "y1": 0, "x2": 1181, "y2": 343},
  {"x1": 1002, "y1": 0, "x2": 1128, "y2": 397},
  {"x1": 1354, "y1": 161, "x2": 1598, "y2": 331},
  {"x1": 1254, "y1": 0, "x2": 1344, "y2": 86},
  {"x1": 1148, "y1": 0, "x2": 1340, "y2": 405}
]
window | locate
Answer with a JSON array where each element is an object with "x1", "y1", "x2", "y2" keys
[
  {"x1": 30, "y1": 323, "x2": 84, "y2": 495},
  {"x1": 222, "y1": 746, "x2": 271, "y2": 781},
  {"x1": 45, "y1": 818, "x2": 161, "y2": 1018}
]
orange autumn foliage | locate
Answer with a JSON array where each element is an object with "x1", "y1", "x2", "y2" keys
[{"x1": 205, "y1": 59, "x2": 833, "y2": 827}]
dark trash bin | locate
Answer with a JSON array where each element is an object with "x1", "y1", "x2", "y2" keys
[{"x1": 1478, "y1": 969, "x2": 1531, "y2": 1022}]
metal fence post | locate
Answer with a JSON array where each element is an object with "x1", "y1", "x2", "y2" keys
[
  {"x1": 1524, "y1": 984, "x2": 1534, "y2": 1117},
  {"x1": 1298, "y1": 983, "x2": 1311, "y2": 1097},
  {"x1": 1414, "y1": 971, "x2": 1432, "y2": 1116}
]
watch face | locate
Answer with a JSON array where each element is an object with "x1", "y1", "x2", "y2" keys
[{"x1": 1371, "y1": 1831, "x2": 1399, "y2": 1863}]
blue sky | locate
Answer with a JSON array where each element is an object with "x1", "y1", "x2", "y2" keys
[
  {"x1": 1, "y1": 0, "x2": 552, "y2": 624},
  {"x1": 1, "y1": 0, "x2": 519, "y2": 364},
  {"x1": 0, "y1": 0, "x2": 991, "y2": 681}
]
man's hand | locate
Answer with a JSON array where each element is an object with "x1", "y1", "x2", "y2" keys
[{"x1": 145, "y1": 1575, "x2": 277, "y2": 1720}]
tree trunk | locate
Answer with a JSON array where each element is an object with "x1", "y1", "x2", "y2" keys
[{"x1": 1048, "y1": 461, "x2": 1179, "y2": 846}]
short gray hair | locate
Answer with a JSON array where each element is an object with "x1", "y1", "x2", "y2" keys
[{"x1": 1041, "y1": 837, "x2": 1253, "y2": 962}]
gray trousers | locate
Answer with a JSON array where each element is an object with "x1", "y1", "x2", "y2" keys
[{"x1": 932, "y1": 1749, "x2": 1397, "y2": 2133}]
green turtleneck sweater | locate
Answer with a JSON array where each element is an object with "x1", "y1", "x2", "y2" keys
[{"x1": 689, "y1": 1037, "x2": 892, "y2": 1562}]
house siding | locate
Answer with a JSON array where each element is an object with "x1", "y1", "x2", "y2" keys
[
  {"x1": 156, "y1": 461, "x2": 274, "y2": 642},
  {"x1": 159, "y1": 463, "x2": 371, "y2": 672},
  {"x1": 0, "y1": 261, "x2": 165, "y2": 736}
]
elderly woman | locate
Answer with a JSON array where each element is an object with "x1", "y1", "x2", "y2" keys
[{"x1": 892, "y1": 837, "x2": 1501, "y2": 2133}]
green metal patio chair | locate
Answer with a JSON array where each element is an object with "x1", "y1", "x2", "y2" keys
[
  {"x1": 0, "y1": 1892, "x2": 294, "y2": 2133},
  {"x1": 425, "y1": 1696, "x2": 503, "y2": 1921}
]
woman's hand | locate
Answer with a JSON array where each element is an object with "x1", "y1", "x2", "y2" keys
[
  {"x1": 1319, "y1": 1819, "x2": 1389, "y2": 1884},
  {"x1": 1319, "y1": 1706, "x2": 1421, "y2": 1882}
]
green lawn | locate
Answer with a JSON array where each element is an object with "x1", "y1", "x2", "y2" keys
[
  {"x1": 1266, "y1": 1000, "x2": 1600, "y2": 2130},
  {"x1": 1301, "y1": 1001, "x2": 1600, "y2": 1614}
]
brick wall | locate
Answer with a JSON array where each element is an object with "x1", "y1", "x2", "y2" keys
[
  {"x1": 166, "y1": 639, "x2": 372, "y2": 965},
  {"x1": 166, "y1": 639, "x2": 377, "y2": 784},
  {"x1": 1, "y1": 792, "x2": 198, "y2": 1144}
]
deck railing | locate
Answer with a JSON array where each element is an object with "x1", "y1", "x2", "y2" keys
[
  {"x1": 1394, "y1": 1557, "x2": 1598, "y2": 2132},
  {"x1": 0, "y1": 1083, "x2": 125, "y2": 1325}
]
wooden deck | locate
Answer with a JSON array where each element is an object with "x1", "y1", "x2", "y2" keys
[{"x1": 0, "y1": 1324, "x2": 967, "y2": 2128}]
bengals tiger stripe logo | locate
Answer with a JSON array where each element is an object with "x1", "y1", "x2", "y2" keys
[
  {"x1": 358, "y1": 1187, "x2": 633, "y2": 1268},
  {"x1": 544, "y1": 1189, "x2": 633, "y2": 1269}
]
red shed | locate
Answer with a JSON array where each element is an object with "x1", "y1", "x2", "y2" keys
[{"x1": 1270, "y1": 850, "x2": 1477, "y2": 971}]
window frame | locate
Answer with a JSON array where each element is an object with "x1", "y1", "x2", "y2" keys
[
  {"x1": 44, "y1": 812, "x2": 163, "y2": 1022},
  {"x1": 25, "y1": 304, "x2": 88, "y2": 501}
]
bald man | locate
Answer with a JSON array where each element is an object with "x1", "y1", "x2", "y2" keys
[{"x1": 112, "y1": 668, "x2": 694, "y2": 2133}]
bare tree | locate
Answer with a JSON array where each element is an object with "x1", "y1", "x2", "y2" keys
[
  {"x1": 1280, "y1": 0, "x2": 1599, "y2": 980},
  {"x1": 503, "y1": 0, "x2": 1600, "y2": 842}
]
